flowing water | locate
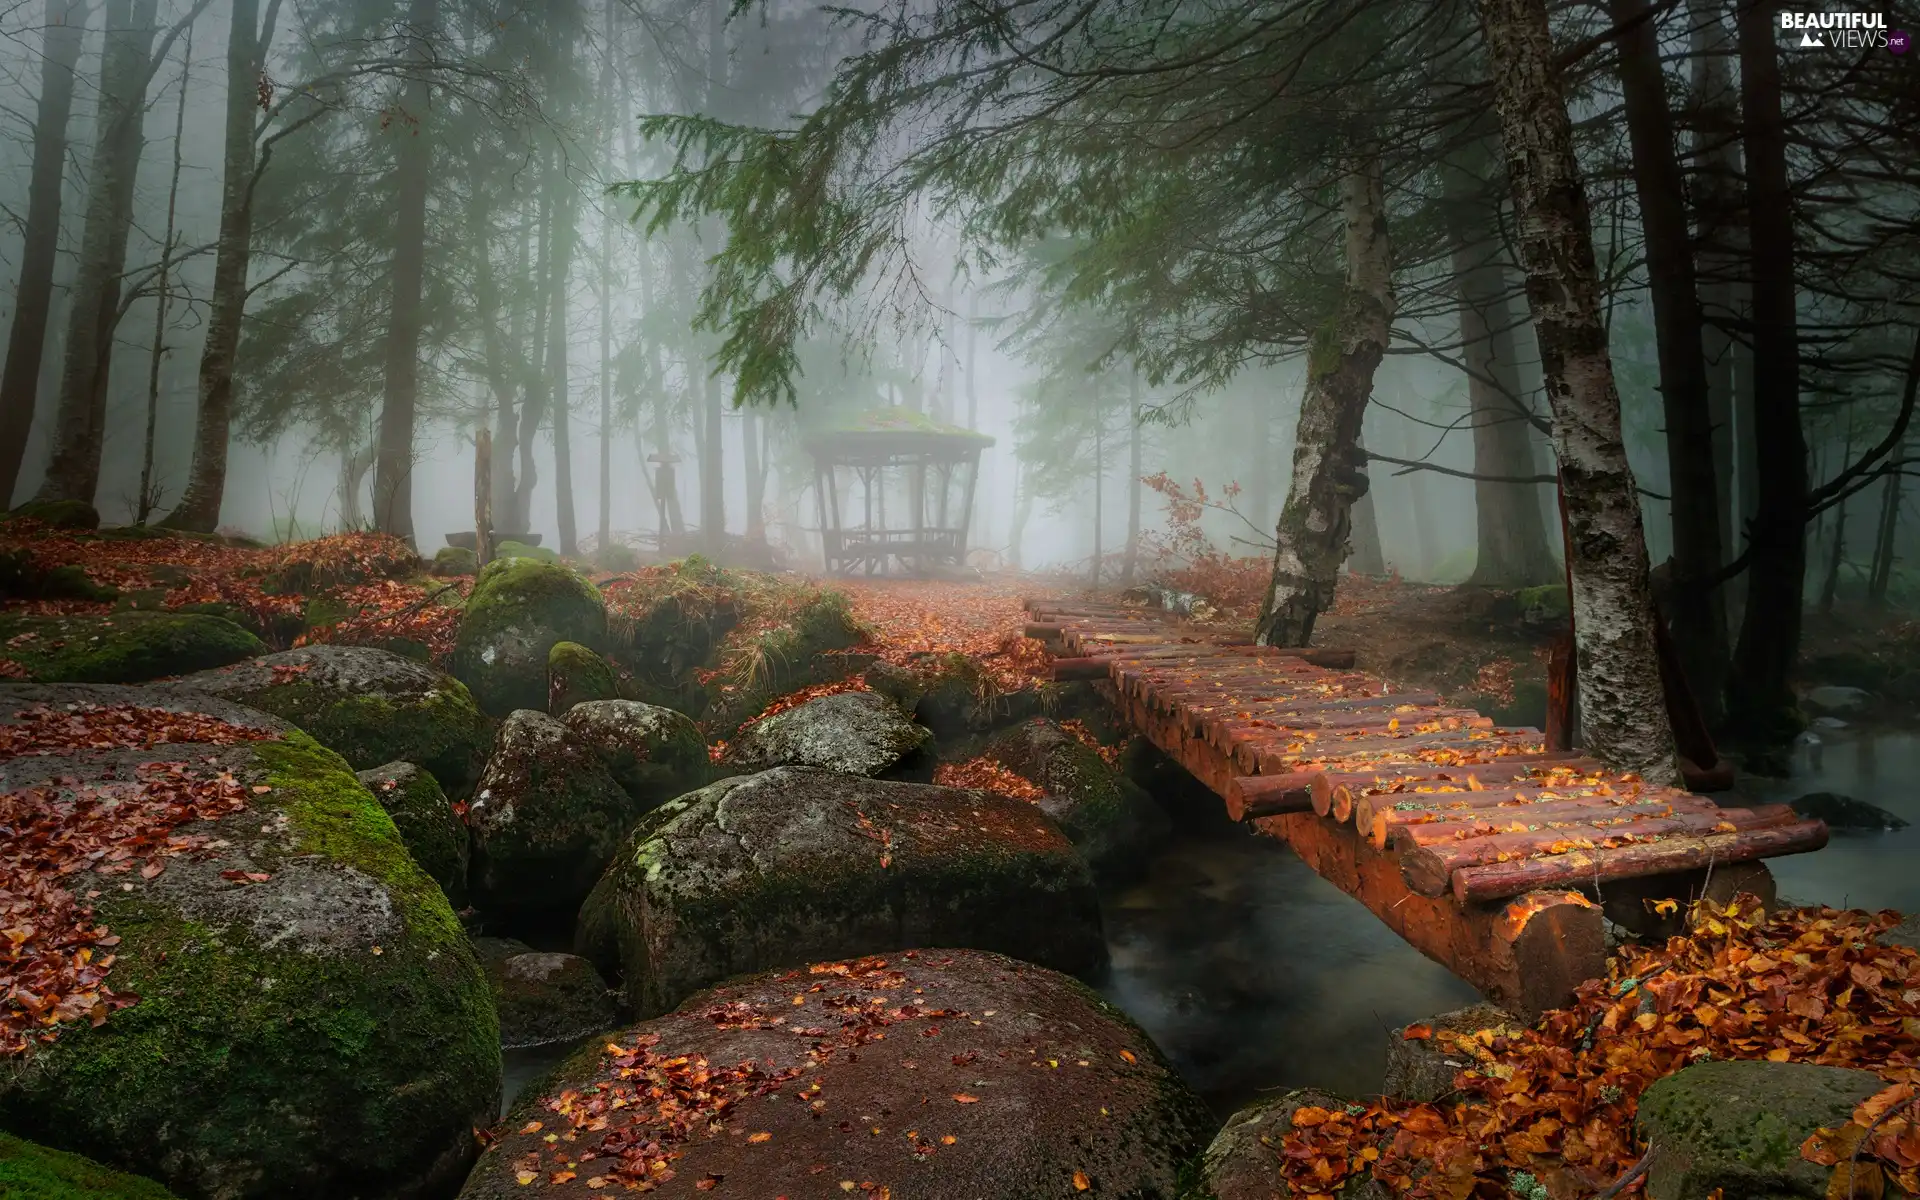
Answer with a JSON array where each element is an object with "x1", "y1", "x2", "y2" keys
[{"x1": 496, "y1": 731, "x2": 1919, "y2": 1120}]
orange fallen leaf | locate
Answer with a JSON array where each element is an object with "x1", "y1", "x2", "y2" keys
[
  {"x1": 749, "y1": 1131, "x2": 772, "y2": 1143},
  {"x1": 1073, "y1": 1169, "x2": 1091, "y2": 1190},
  {"x1": 952, "y1": 1093, "x2": 979, "y2": 1104},
  {"x1": 1403, "y1": 1024, "x2": 1433, "y2": 1041}
]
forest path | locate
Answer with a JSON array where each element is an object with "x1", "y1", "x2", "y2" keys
[{"x1": 1025, "y1": 596, "x2": 1830, "y2": 1015}]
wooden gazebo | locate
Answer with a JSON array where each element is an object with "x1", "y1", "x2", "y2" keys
[{"x1": 804, "y1": 409, "x2": 994, "y2": 576}]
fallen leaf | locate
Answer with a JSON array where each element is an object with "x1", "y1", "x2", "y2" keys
[
  {"x1": 1073, "y1": 1169, "x2": 1091, "y2": 1190},
  {"x1": 952, "y1": 1093, "x2": 979, "y2": 1104}
]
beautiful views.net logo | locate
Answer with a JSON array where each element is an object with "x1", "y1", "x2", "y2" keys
[{"x1": 1779, "y1": 10, "x2": 1897, "y2": 49}]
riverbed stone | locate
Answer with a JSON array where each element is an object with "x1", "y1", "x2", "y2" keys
[
  {"x1": 1636, "y1": 1059, "x2": 1885, "y2": 1200},
  {"x1": 468, "y1": 709, "x2": 647, "y2": 925},
  {"x1": 0, "y1": 1132, "x2": 180, "y2": 1199},
  {"x1": 457, "y1": 948, "x2": 1211, "y2": 1200},
  {"x1": 355, "y1": 761, "x2": 469, "y2": 905},
  {"x1": 1202, "y1": 1088, "x2": 1392, "y2": 1200},
  {"x1": 546, "y1": 640, "x2": 620, "y2": 715},
  {"x1": 722, "y1": 689, "x2": 933, "y2": 777},
  {"x1": 0, "y1": 610, "x2": 265, "y2": 684},
  {"x1": 575, "y1": 766, "x2": 1107, "y2": 1016},
  {"x1": 1382, "y1": 1003, "x2": 1520, "y2": 1103},
  {"x1": 1788, "y1": 790, "x2": 1908, "y2": 830},
  {"x1": 561, "y1": 699, "x2": 708, "y2": 803},
  {"x1": 0, "y1": 687, "x2": 500, "y2": 1200},
  {"x1": 170, "y1": 644, "x2": 493, "y2": 794},
  {"x1": 431, "y1": 545, "x2": 479, "y2": 577},
  {"x1": 985, "y1": 717, "x2": 1170, "y2": 883},
  {"x1": 452, "y1": 557, "x2": 609, "y2": 717},
  {"x1": 1803, "y1": 685, "x2": 1872, "y2": 714},
  {"x1": 486, "y1": 951, "x2": 619, "y2": 1049}
]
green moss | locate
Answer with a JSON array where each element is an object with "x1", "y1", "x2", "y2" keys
[
  {"x1": 226, "y1": 676, "x2": 491, "y2": 795},
  {"x1": 0, "y1": 1132, "x2": 181, "y2": 1199},
  {"x1": 358, "y1": 762, "x2": 469, "y2": 906},
  {"x1": 0, "y1": 611, "x2": 266, "y2": 683},
  {"x1": 5, "y1": 498, "x2": 100, "y2": 530},
  {"x1": 548, "y1": 640, "x2": 619, "y2": 715},
  {"x1": 452, "y1": 557, "x2": 609, "y2": 716},
  {"x1": 0, "y1": 732, "x2": 497, "y2": 1197},
  {"x1": 1515, "y1": 583, "x2": 1569, "y2": 617},
  {"x1": 494, "y1": 540, "x2": 557, "y2": 563},
  {"x1": 432, "y1": 545, "x2": 479, "y2": 577}
]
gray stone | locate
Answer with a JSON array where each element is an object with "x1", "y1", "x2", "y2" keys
[
  {"x1": 985, "y1": 717, "x2": 1170, "y2": 884},
  {"x1": 356, "y1": 761, "x2": 470, "y2": 906},
  {"x1": 575, "y1": 766, "x2": 1107, "y2": 1016},
  {"x1": 486, "y1": 951, "x2": 618, "y2": 1049},
  {"x1": 1382, "y1": 1003, "x2": 1521, "y2": 1103},
  {"x1": 451, "y1": 557, "x2": 609, "y2": 717},
  {"x1": 722, "y1": 689, "x2": 932, "y2": 777},
  {"x1": 458, "y1": 948, "x2": 1210, "y2": 1200},
  {"x1": 468, "y1": 709, "x2": 650, "y2": 925},
  {"x1": 1789, "y1": 791, "x2": 1907, "y2": 830},
  {"x1": 1880, "y1": 913, "x2": 1920, "y2": 951},
  {"x1": 1804, "y1": 685, "x2": 1871, "y2": 713},
  {"x1": 1636, "y1": 1059, "x2": 1885, "y2": 1200},
  {"x1": 561, "y1": 699, "x2": 708, "y2": 802},
  {"x1": 1203, "y1": 1089, "x2": 1391, "y2": 1200}
]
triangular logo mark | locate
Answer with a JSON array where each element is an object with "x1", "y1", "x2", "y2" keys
[{"x1": 1799, "y1": 29, "x2": 1824, "y2": 46}]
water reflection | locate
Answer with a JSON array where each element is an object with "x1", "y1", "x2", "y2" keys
[
  {"x1": 1097, "y1": 825, "x2": 1478, "y2": 1119},
  {"x1": 501, "y1": 1038, "x2": 590, "y2": 1117},
  {"x1": 1744, "y1": 730, "x2": 1920, "y2": 914}
]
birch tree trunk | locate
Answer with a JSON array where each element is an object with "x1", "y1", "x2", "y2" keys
[
  {"x1": 34, "y1": 0, "x2": 162, "y2": 505},
  {"x1": 1726, "y1": 0, "x2": 1807, "y2": 743},
  {"x1": 1473, "y1": 0, "x2": 1679, "y2": 784},
  {"x1": 371, "y1": 0, "x2": 439, "y2": 543},
  {"x1": 163, "y1": 0, "x2": 268, "y2": 532},
  {"x1": 1255, "y1": 155, "x2": 1393, "y2": 646},
  {"x1": 1612, "y1": 0, "x2": 1728, "y2": 725},
  {"x1": 1444, "y1": 138, "x2": 1560, "y2": 588},
  {"x1": 0, "y1": 0, "x2": 88, "y2": 506}
]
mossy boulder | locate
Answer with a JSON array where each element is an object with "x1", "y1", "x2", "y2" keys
[
  {"x1": 0, "y1": 1132, "x2": 181, "y2": 1199},
  {"x1": 0, "y1": 549, "x2": 118, "y2": 603},
  {"x1": 431, "y1": 545, "x2": 479, "y2": 577},
  {"x1": 458, "y1": 948, "x2": 1211, "y2": 1200},
  {"x1": 561, "y1": 698, "x2": 709, "y2": 803},
  {"x1": 467, "y1": 709, "x2": 649, "y2": 926},
  {"x1": 168, "y1": 644, "x2": 493, "y2": 795},
  {"x1": 911, "y1": 651, "x2": 1041, "y2": 739},
  {"x1": 722, "y1": 689, "x2": 933, "y2": 778},
  {"x1": 1381, "y1": 1003, "x2": 1518, "y2": 1103},
  {"x1": 984, "y1": 717, "x2": 1170, "y2": 885},
  {"x1": 494, "y1": 540, "x2": 557, "y2": 562},
  {"x1": 863, "y1": 658, "x2": 926, "y2": 712},
  {"x1": 481, "y1": 950, "x2": 618, "y2": 1049},
  {"x1": 355, "y1": 761, "x2": 469, "y2": 906},
  {"x1": 0, "y1": 611, "x2": 265, "y2": 683},
  {"x1": 574, "y1": 766, "x2": 1107, "y2": 1017},
  {"x1": 1636, "y1": 1060, "x2": 1886, "y2": 1200},
  {"x1": 5, "y1": 498, "x2": 100, "y2": 530},
  {"x1": 547, "y1": 639, "x2": 619, "y2": 715},
  {"x1": 452, "y1": 557, "x2": 609, "y2": 717},
  {"x1": 1201, "y1": 1089, "x2": 1391, "y2": 1200},
  {"x1": 0, "y1": 686, "x2": 500, "y2": 1200}
]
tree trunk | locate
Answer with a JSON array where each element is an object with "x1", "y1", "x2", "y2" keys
[
  {"x1": 35, "y1": 0, "x2": 163, "y2": 505},
  {"x1": 1820, "y1": 491, "x2": 1847, "y2": 615},
  {"x1": 1473, "y1": 0, "x2": 1679, "y2": 784},
  {"x1": 596, "y1": 0, "x2": 616, "y2": 558},
  {"x1": 550, "y1": 186, "x2": 579, "y2": 558},
  {"x1": 965, "y1": 292, "x2": 979, "y2": 430},
  {"x1": 1122, "y1": 370, "x2": 1142, "y2": 584},
  {"x1": 1255, "y1": 156, "x2": 1394, "y2": 646},
  {"x1": 1866, "y1": 445, "x2": 1902, "y2": 606},
  {"x1": 512, "y1": 160, "x2": 557, "y2": 535},
  {"x1": 743, "y1": 413, "x2": 765, "y2": 540},
  {"x1": 1612, "y1": 0, "x2": 1729, "y2": 725},
  {"x1": 1687, "y1": 0, "x2": 1746, "y2": 587},
  {"x1": 491, "y1": 206, "x2": 532, "y2": 528},
  {"x1": 371, "y1": 0, "x2": 439, "y2": 543},
  {"x1": 1347, "y1": 431, "x2": 1386, "y2": 575},
  {"x1": 138, "y1": 23, "x2": 192, "y2": 525},
  {"x1": 1091, "y1": 388, "x2": 1104, "y2": 587},
  {"x1": 1444, "y1": 137, "x2": 1560, "y2": 588},
  {"x1": 1725, "y1": 0, "x2": 1807, "y2": 743},
  {"x1": 337, "y1": 438, "x2": 375, "y2": 529},
  {"x1": 162, "y1": 0, "x2": 266, "y2": 532},
  {"x1": 0, "y1": 0, "x2": 88, "y2": 506}
]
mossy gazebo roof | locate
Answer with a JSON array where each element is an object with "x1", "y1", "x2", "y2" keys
[{"x1": 803, "y1": 408, "x2": 995, "y2": 464}]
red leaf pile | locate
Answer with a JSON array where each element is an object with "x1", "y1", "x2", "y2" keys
[
  {"x1": 0, "y1": 703, "x2": 278, "y2": 758},
  {"x1": 932, "y1": 757, "x2": 1046, "y2": 802}
]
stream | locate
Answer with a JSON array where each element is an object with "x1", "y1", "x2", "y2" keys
[{"x1": 497, "y1": 730, "x2": 1920, "y2": 1119}]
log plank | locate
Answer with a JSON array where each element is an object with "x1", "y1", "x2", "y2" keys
[{"x1": 1449, "y1": 820, "x2": 1830, "y2": 903}]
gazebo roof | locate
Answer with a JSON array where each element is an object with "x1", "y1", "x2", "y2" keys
[{"x1": 804, "y1": 408, "x2": 995, "y2": 463}]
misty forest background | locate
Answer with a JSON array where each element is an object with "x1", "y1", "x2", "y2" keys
[{"x1": 0, "y1": 0, "x2": 1913, "y2": 740}]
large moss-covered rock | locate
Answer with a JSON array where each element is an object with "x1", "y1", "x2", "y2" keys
[
  {"x1": 0, "y1": 686, "x2": 500, "y2": 1200},
  {"x1": 5, "y1": 498, "x2": 100, "y2": 530},
  {"x1": 430, "y1": 545, "x2": 478, "y2": 577},
  {"x1": 575, "y1": 766, "x2": 1107, "y2": 1017},
  {"x1": 0, "y1": 1132, "x2": 181, "y2": 1199},
  {"x1": 0, "y1": 611, "x2": 265, "y2": 683},
  {"x1": 482, "y1": 950, "x2": 618, "y2": 1049},
  {"x1": 1636, "y1": 1060, "x2": 1886, "y2": 1200},
  {"x1": 722, "y1": 689, "x2": 932, "y2": 777},
  {"x1": 985, "y1": 717, "x2": 1170, "y2": 884},
  {"x1": 1202, "y1": 1089, "x2": 1391, "y2": 1200},
  {"x1": 169, "y1": 644, "x2": 493, "y2": 794},
  {"x1": 911, "y1": 651, "x2": 1041, "y2": 739},
  {"x1": 1382, "y1": 1003, "x2": 1519, "y2": 1103},
  {"x1": 459, "y1": 949, "x2": 1211, "y2": 1200},
  {"x1": 467, "y1": 709, "x2": 648, "y2": 925},
  {"x1": 561, "y1": 699, "x2": 709, "y2": 802},
  {"x1": 546, "y1": 639, "x2": 618, "y2": 715},
  {"x1": 452, "y1": 557, "x2": 609, "y2": 717},
  {"x1": 356, "y1": 761, "x2": 469, "y2": 906}
]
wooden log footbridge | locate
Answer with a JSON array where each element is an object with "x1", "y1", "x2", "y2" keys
[{"x1": 1024, "y1": 598, "x2": 1830, "y2": 1016}]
